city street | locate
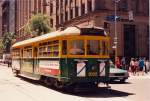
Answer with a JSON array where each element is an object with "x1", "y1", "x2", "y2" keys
[
  {"x1": 0, "y1": 0, "x2": 149, "y2": 101},
  {"x1": 0, "y1": 64, "x2": 150, "y2": 101}
]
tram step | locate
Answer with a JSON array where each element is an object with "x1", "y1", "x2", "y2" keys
[{"x1": 19, "y1": 74, "x2": 40, "y2": 80}]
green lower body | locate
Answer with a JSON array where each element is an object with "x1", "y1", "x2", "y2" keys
[{"x1": 12, "y1": 58, "x2": 110, "y2": 88}]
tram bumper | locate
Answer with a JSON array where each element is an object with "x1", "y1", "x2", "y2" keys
[{"x1": 69, "y1": 76, "x2": 108, "y2": 84}]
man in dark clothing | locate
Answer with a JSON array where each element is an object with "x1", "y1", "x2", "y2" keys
[{"x1": 121, "y1": 57, "x2": 126, "y2": 70}]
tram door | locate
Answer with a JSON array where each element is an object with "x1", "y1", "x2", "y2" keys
[
  {"x1": 33, "y1": 47, "x2": 39, "y2": 74},
  {"x1": 124, "y1": 24, "x2": 136, "y2": 57}
]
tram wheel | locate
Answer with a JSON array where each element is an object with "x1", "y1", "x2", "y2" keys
[
  {"x1": 12, "y1": 69, "x2": 19, "y2": 76},
  {"x1": 54, "y1": 80, "x2": 64, "y2": 89},
  {"x1": 44, "y1": 77, "x2": 54, "y2": 87}
]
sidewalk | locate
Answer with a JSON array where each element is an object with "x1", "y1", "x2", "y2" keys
[
  {"x1": 0, "y1": 63, "x2": 8, "y2": 67},
  {"x1": 129, "y1": 72, "x2": 150, "y2": 79}
]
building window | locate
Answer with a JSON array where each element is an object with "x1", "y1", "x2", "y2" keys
[
  {"x1": 81, "y1": 3, "x2": 85, "y2": 15},
  {"x1": 135, "y1": 0, "x2": 140, "y2": 13},
  {"x1": 75, "y1": 6, "x2": 79, "y2": 17},
  {"x1": 118, "y1": 0, "x2": 128, "y2": 11},
  {"x1": 70, "y1": 9, "x2": 73, "y2": 19},
  {"x1": 146, "y1": 1, "x2": 149, "y2": 15},
  {"x1": 65, "y1": 0, "x2": 68, "y2": 6},
  {"x1": 38, "y1": 0, "x2": 41, "y2": 13},
  {"x1": 60, "y1": 13, "x2": 63, "y2": 23},
  {"x1": 56, "y1": 15, "x2": 59, "y2": 25},
  {"x1": 56, "y1": 0, "x2": 59, "y2": 12},
  {"x1": 50, "y1": 3, "x2": 53, "y2": 15},
  {"x1": 34, "y1": 0, "x2": 37, "y2": 14},
  {"x1": 65, "y1": 11, "x2": 68, "y2": 21},
  {"x1": 50, "y1": 19, "x2": 53, "y2": 27},
  {"x1": 147, "y1": 25, "x2": 149, "y2": 56},
  {"x1": 87, "y1": 0, "x2": 92, "y2": 12},
  {"x1": 95, "y1": 0, "x2": 105, "y2": 10}
]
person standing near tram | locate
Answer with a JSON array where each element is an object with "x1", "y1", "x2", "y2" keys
[
  {"x1": 121, "y1": 57, "x2": 126, "y2": 70},
  {"x1": 139, "y1": 58, "x2": 145, "y2": 75},
  {"x1": 115, "y1": 57, "x2": 121, "y2": 68},
  {"x1": 130, "y1": 58, "x2": 135, "y2": 75}
]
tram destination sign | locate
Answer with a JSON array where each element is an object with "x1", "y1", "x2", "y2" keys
[{"x1": 81, "y1": 28, "x2": 106, "y2": 36}]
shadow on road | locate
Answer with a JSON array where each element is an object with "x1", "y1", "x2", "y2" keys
[
  {"x1": 15, "y1": 76, "x2": 134, "y2": 98},
  {"x1": 72, "y1": 88, "x2": 134, "y2": 98},
  {"x1": 17, "y1": 75, "x2": 40, "y2": 85},
  {"x1": 109, "y1": 81, "x2": 132, "y2": 84}
]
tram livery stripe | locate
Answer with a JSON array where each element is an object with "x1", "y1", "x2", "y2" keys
[{"x1": 39, "y1": 68, "x2": 60, "y2": 75}]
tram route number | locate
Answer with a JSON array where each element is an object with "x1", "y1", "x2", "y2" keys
[{"x1": 88, "y1": 72, "x2": 97, "y2": 76}]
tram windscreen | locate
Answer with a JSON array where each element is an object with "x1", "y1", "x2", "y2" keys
[{"x1": 81, "y1": 28, "x2": 106, "y2": 36}]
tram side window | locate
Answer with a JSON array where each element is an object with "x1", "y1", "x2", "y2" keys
[
  {"x1": 105, "y1": 42, "x2": 109, "y2": 55},
  {"x1": 62, "y1": 40, "x2": 67, "y2": 55},
  {"x1": 87, "y1": 40, "x2": 100, "y2": 55},
  {"x1": 69, "y1": 40, "x2": 85, "y2": 55},
  {"x1": 103, "y1": 41, "x2": 109, "y2": 55},
  {"x1": 38, "y1": 40, "x2": 59, "y2": 57},
  {"x1": 12, "y1": 49, "x2": 20, "y2": 58},
  {"x1": 102, "y1": 41, "x2": 106, "y2": 55},
  {"x1": 47, "y1": 46, "x2": 53, "y2": 56},
  {"x1": 53, "y1": 45, "x2": 59, "y2": 57},
  {"x1": 23, "y1": 49, "x2": 32, "y2": 58},
  {"x1": 99, "y1": 41, "x2": 102, "y2": 55}
]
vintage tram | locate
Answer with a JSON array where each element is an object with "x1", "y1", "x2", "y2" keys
[{"x1": 11, "y1": 26, "x2": 110, "y2": 90}]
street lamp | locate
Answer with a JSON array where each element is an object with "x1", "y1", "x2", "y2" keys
[{"x1": 114, "y1": 0, "x2": 120, "y2": 60}]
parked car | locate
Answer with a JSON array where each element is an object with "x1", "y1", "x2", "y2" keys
[{"x1": 109, "y1": 61, "x2": 129, "y2": 83}]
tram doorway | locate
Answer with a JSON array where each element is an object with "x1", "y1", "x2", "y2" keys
[{"x1": 123, "y1": 24, "x2": 136, "y2": 58}]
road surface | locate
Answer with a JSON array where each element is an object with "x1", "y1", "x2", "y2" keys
[{"x1": 0, "y1": 64, "x2": 150, "y2": 101}]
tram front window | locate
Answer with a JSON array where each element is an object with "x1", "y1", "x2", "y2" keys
[
  {"x1": 87, "y1": 40, "x2": 100, "y2": 55},
  {"x1": 69, "y1": 40, "x2": 85, "y2": 55},
  {"x1": 62, "y1": 40, "x2": 67, "y2": 55}
]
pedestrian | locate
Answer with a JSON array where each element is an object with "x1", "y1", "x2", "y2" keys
[
  {"x1": 130, "y1": 58, "x2": 135, "y2": 75},
  {"x1": 134, "y1": 58, "x2": 139, "y2": 76},
  {"x1": 147, "y1": 60, "x2": 150, "y2": 72},
  {"x1": 121, "y1": 57, "x2": 126, "y2": 70},
  {"x1": 115, "y1": 57, "x2": 120, "y2": 68},
  {"x1": 139, "y1": 58, "x2": 145, "y2": 75},
  {"x1": 7, "y1": 56, "x2": 11, "y2": 68},
  {"x1": 145, "y1": 59, "x2": 149, "y2": 74}
]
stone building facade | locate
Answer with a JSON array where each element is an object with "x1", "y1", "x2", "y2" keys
[
  {"x1": 0, "y1": 1, "x2": 3, "y2": 37},
  {"x1": 0, "y1": 0, "x2": 15, "y2": 56},
  {"x1": 14, "y1": 0, "x2": 149, "y2": 58},
  {"x1": 15, "y1": 0, "x2": 50, "y2": 41},
  {"x1": 0, "y1": 0, "x2": 15, "y2": 37}
]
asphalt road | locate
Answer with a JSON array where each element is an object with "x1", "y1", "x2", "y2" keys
[{"x1": 0, "y1": 64, "x2": 150, "y2": 101}]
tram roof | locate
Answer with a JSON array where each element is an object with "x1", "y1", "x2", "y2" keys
[
  {"x1": 12, "y1": 26, "x2": 107, "y2": 48},
  {"x1": 12, "y1": 27, "x2": 81, "y2": 48}
]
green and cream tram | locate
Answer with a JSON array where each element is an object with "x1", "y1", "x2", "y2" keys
[{"x1": 12, "y1": 26, "x2": 110, "y2": 90}]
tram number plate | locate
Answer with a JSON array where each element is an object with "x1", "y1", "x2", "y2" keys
[{"x1": 88, "y1": 72, "x2": 97, "y2": 76}]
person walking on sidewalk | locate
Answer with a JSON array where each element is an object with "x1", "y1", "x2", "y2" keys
[
  {"x1": 121, "y1": 57, "x2": 126, "y2": 70},
  {"x1": 134, "y1": 58, "x2": 139, "y2": 76},
  {"x1": 130, "y1": 58, "x2": 135, "y2": 75},
  {"x1": 139, "y1": 58, "x2": 145, "y2": 75},
  {"x1": 115, "y1": 57, "x2": 121, "y2": 69},
  {"x1": 146, "y1": 59, "x2": 150, "y2": 72}
]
